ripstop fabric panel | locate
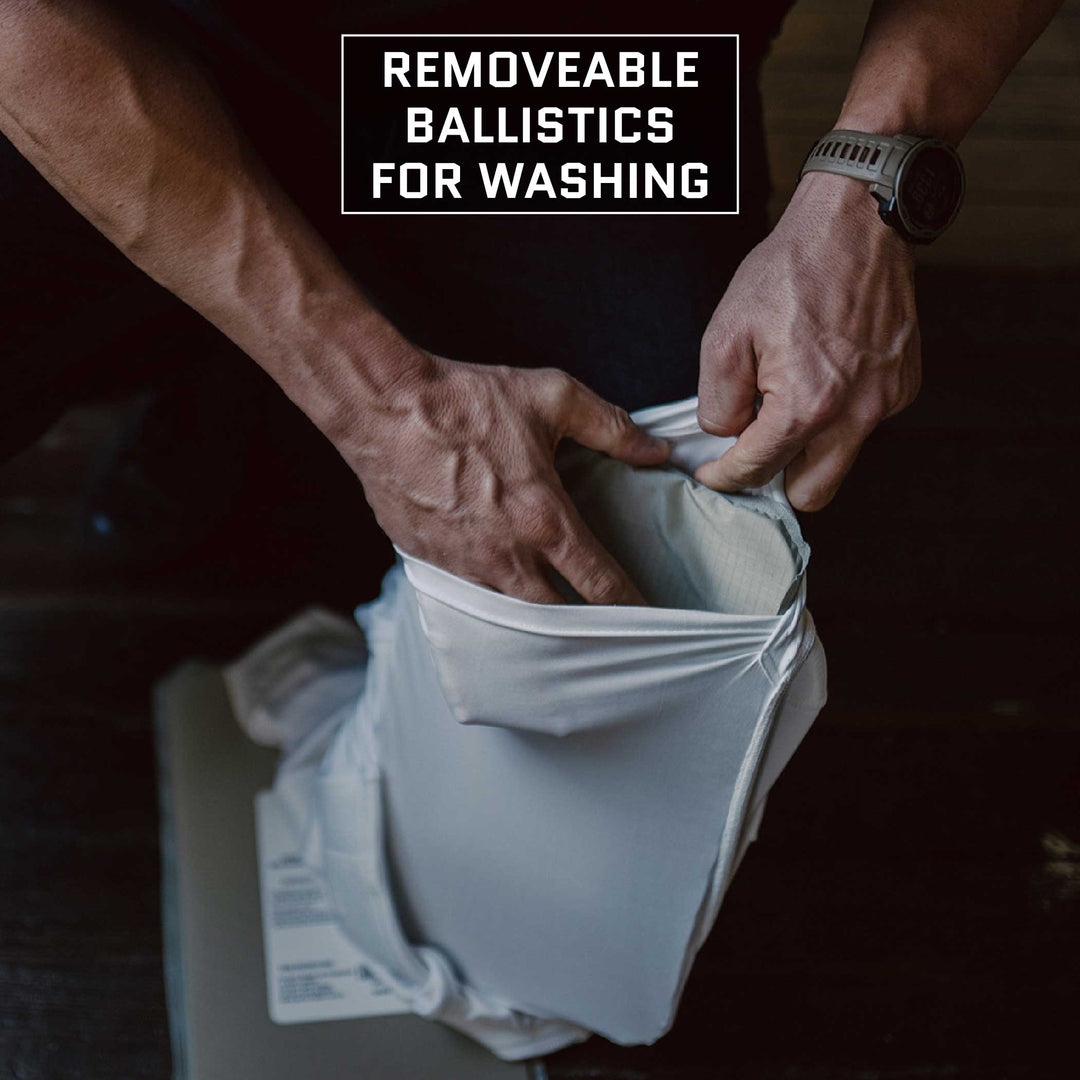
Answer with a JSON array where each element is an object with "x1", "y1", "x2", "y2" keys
[
  {"x1": 555, "y1": 441, "x2": 804, "y2": 614},
  {"x1": 224, "y1": 396, "x2": 828, "y2": 1060}
]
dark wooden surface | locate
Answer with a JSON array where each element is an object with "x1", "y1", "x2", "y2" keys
[{"x1": 2, "y1": 267, "x2": 1079, "y2": 1079}]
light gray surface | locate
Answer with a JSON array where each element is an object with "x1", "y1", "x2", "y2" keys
[{"x1": 155, "y1": 661, "x2": 532, "y2": 1080}]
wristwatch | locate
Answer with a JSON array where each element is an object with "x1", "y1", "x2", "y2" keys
[{"x1": 800, "y1": 129, "x2": 965, "y2": 244}]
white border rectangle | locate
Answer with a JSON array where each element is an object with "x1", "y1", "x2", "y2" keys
[{"x1": 339, "y1": 34, "x2": 740, "y2": 215}]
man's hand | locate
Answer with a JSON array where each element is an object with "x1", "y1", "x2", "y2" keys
[
  {"x1": 335, "y1": 353, "x2": 670, "y2": 605},
  {"x1": 694, "y1": 0, "x2": 1064, "y2": 511},
  {"x1": 695, "y1": 171, "x2": 920, "y2": 511},
  {"x1": 0, "y1": 1, "x2": 669, "y2": 607}
]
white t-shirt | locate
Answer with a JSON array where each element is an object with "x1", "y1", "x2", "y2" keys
[{"x1": 226, "y1": 397, "x2": 828, "y2": 1060}]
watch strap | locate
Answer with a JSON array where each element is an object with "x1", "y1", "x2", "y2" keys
[{"x1": 799, "y1": 129, "x2": 919, "y2": 201}]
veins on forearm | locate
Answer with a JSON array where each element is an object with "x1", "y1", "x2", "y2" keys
[{"x1": 0, "y1": 0, "x2": 425, "y2": 444}]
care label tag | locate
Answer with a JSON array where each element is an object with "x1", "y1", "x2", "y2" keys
[{"x1": 255, "y1": 790, "x2": 410, "y2": 1024}]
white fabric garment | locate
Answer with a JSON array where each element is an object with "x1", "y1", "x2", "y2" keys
[{"x1": 225, "y1": 397, "x2": 828, "y2": 1060}]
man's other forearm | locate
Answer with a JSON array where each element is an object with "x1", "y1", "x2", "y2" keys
[
  {"x1": 836, "y1": 0, "x2": 1063, "y2": 141},
  {"x1": 0, "y1": 0, "x2": 420, "y2": 443}
]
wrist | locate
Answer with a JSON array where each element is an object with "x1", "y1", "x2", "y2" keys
[
  {"x1": 834, "y1": 100, "x2": 951, "y2": 143},
  {"x1": 233, "y1": 261, "x2": 432, "y2": 450},
  {"x1": 183, "y1": 186, "x2": 433, "y2": 444},
  {"x1": 290, "y1": 296, "x2": 435, "y2": 449},
  {"x1": 786, "y1": 169, "x2": 913, "y2": 261}
]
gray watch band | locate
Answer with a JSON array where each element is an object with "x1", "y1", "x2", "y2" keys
[
  {"x1": 799, "y1": 129, "x2": 919, "y2": 205},
  {"x1": 799, "y1": 128, "x2": 965, "y2": 243}
]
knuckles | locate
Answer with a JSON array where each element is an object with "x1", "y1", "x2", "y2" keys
[
  {"x1": 733, "y1": 463, "x2": 776, "y2": 490},
  {"x1": 789, "y1": 490, "x2": 832, "y2": 513},
  {"x1": 513, "y1": 487, "x2": 566, "y2": 550},
  {"x1": 697, "y1": 408, "x2": 741, "y2": 438},
  {"x1": 697, "y1": 415, "x2": 724, "y2": 437},
  {"x1": 799, "y1": 365, "x2": 851, "y2": 430},
  {"x1": 698, "y1": 326, "x2": 748, "y2": 376},
  {"x1": 534, "y1": 367, "x2": 579, "y2": 415},
  {"x1": 574, "y1": 564, "x2": 625, "y2": 606},
  {"x1": 608, "y1": 405, "x2": 637, "y2": 442}
]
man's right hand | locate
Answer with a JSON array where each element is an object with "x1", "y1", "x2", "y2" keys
[{"x1": 333, "y1": 353, "x2": 670, "y2": 606}]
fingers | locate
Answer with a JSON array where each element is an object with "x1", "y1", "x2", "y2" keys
[
  {"x1": 783, "y1": 421, "x2": 867, "y2": 511},
  {"x1": 696, "y1": 399, "x2": 870, "y2": 511},
  {"x1": 693, "y1": 395, "x2": 808, "y2": 492},
  {"x1": 544, "y1": 371, "x2": 670, "y2": 467},
  {"x1": 697, "y1": 323, "x2": 758, "y2": 436},
  {"x1": 504, "y1": 572, "x2": 567, "y2": 606},
  {"x1": 477, "y1": 481, "x2": 644, "y2": 606},
  {"x1": 546, "y1": 500, "x2": 646, "y2": 607}
]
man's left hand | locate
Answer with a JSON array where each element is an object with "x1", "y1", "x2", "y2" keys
[{"x1": 695, "y1": 170, "x2": 921, "y2": 510}]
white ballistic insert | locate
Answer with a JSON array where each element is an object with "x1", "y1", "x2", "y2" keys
[{"x1": 224, "y1": 397, "x2": 828, "y2": 1061}]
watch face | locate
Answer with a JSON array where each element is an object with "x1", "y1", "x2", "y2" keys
[{"x1": 897, "y1": 144, "x2": 964, "y2": 237}]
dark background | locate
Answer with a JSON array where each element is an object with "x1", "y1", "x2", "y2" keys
[{"x1": 1, "y1": 1, "x2": 1078, "y2": 1078}]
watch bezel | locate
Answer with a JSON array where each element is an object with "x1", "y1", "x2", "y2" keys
[{"x1": 878, "y1": 138, "x2": 966, "y2": 244}]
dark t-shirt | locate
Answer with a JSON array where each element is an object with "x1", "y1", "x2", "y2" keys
[
  {"x1": 167, "y1": 0, "x2": 796, "y2": 407},
  {"x1": 0, "y1": 0, "x2": 796, "y2": 461}
]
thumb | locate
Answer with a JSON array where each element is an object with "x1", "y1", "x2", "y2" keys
[
  {"x1": 697, "y1": 322, "x2": 758, "y2": 437},
  {"x1": 556, "y1": 375, "x2": 670, "y2": 467}
]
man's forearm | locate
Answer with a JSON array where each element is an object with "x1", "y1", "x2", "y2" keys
[
  {"x1": 0, "y1": 1, "x2": 673, "y2": 605},
  {"x1": 696, "y1": 0, "x2": 1062, "y2": 508},
  {"x1": 836, "y1": 0, "x2": 1063, "y2": 141},
  {"x1": 0, "y1": 0, "x2": 421, "y2": 442}
]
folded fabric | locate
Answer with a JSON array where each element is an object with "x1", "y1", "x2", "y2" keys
[{"x1": 225, "y1": 396, "x2": 827, "y2": 1060}]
